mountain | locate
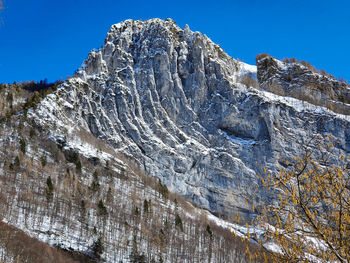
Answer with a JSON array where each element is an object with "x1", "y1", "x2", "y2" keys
[
  {"x1": 33, "y1": 18, "x2": 349, "y2": 218},
  {"x1": 0, "y1": 18, "x2": 349, "y2": 262}
]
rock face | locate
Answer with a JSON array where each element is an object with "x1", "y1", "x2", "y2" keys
[
  {"x1": 33, "y1": 18, "x2": 350, "y2": 219},
  {"x1": 257, "y1": 55, "x2": 350, "y2": 115}
]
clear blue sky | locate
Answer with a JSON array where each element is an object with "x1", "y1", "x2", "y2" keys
[{"x1": 1, "y1": 0, "x2": 349, "y2": 83}]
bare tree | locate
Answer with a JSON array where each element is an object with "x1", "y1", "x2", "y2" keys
[{"x1": 254, "y1": 136, "x2": 350, "y2": 262}]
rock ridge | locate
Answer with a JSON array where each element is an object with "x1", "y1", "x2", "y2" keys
[{"x1": 257, "y1": 55, "x2": 350, "y2": 115}]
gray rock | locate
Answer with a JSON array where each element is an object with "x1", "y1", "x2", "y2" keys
[{"x1": 32, "y1": 18, "x2": 350, "y2": 220}]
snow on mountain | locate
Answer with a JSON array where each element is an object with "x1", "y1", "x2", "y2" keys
[
  {"x1": 0, "y1": 17, "x2": 349, "y2": 262},
  {"x1": 31, "y1": 18, "x2": 349, "y2": 221}
]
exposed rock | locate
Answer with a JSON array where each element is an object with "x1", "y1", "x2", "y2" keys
[
  {"x1": 32, "y1": 18, "x2": 350, "y2": 220},
  {"x1": 257, "y1": 55, "x2": 350, "y2": 115}
]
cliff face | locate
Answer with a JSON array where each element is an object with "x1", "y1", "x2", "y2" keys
[{"x1": 31, "y1": 18, "x2": 349, "y2": 220}]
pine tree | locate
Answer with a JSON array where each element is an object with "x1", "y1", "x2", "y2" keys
[
  {"x1": 143, "y1": 199, "x2": 149, "y2": 214},
  {"x1": 97, "y1": 199, "x2": 107, "y2": 216},
  {"x1": 14, "y1": 156, "x2": 20, "y2": 167},
  {"x1": 40, "y1": 154, "x2": 47, "y2": 167},
  {"x1": 206, "y1": 224, "x2": 213, "y2": 238},
  {"x1": 175, "y1": 214, "x2": 183, "y2": 231},
  {"x1": 92, "y1": 236, "x2": 104, "y2": 259},
  {"x1": 89, "y1": 170, "x2": 99, "y2": 192},
  {"x1": 46, "y1": 176, "x2": 54, "y2": 201},
  {"x1": 130, "y1": 233, "x2": 146, "y2": 263},
  {"x1": 19, "y1": 138, "x2": 26, "y2": 154}
]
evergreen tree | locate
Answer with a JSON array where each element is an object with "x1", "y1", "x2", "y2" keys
[
  {"x1": 40, "y1": 154, "x2": 47, "y2": 167},
  {"x1": 19, "y1": 138, "x2": 26, "y2": 154},
  {"x1": 175, "y1": 213, "x2": 183, "y2": 231},
  {"x1": 90, "y1": 170, "x2": 99, "y2": 192},
  {"x1": 143, "y1": 199, "x2": 149, "y2": 214},
  {"x1": 92, "y1": 236, "x2": 104, "y2": 259},
  {"x1": 206, "y1": 224, "x2": 213, "y2": 238},
  {"x1": 130, "y1": 233, "x2": 146, "y2": 263},
  {"x1": 14, "y1": 156, "x2": 20, "y2": 167},
  {"x1": 97, "y1": 199, "x2": 107, "y2": 216},
  {"x1": 46, "y1": 176, "x2": 54, "y2": 201}
]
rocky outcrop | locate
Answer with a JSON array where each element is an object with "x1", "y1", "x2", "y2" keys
[
  {"x1": 32, "y1": 18, "x2": 350, "y2": 220},
  {"x1": 257, "y1": 55, "x2": 350, "y2": 115}
]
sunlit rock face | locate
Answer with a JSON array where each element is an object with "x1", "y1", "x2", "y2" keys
[{"x1": 33, "y1": 18, "x2": 350, "y2": 219}]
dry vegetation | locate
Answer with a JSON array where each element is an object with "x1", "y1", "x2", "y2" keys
[
  {"x1": 0, "y1": 221, "x2": 94, "y2": 263},
  {"x1": 254, "y1": 136, "x2": 349, "y2": 263},
  {"x1": 241, "y1": 74, "x2": 259, "y2": 89},
  {"x1": 256, "y1": 53, "x2": 349, "y2": 85}
]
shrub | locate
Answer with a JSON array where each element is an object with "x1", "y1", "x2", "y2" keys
[
  {"x1": 289, "y1": 57, "x2": 298, "y2": 63},
  {"x1": 301, "y1": 60, "x2": 316, "y2": 71},
  {"x1": 256, "y1": 53, "x2": 271, "y2": 62},
  {"x1": 241, "y1": 74, "x2": 258, "y2": 88}
]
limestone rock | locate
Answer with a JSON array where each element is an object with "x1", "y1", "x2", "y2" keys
[{"x1": 32, "y1": 18, "x2": 350, "y2": 220}]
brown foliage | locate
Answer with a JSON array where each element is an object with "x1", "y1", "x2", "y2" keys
[
  {"x1": 0, "y1": 221, "x2": 92, "y2": 263},
  {"x1": 241, "y1": 74, "x2": 259, "y2": 89},
  {"x1": 255, "y1": 136, "x2": 350, "y2": 262},
  {"x1": 256, "y1": 53, "x2": 271, "y2": 62}
]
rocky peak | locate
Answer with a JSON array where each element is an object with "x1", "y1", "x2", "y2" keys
[
  {"x1": 79, "y1": 18, "x2": 239, "y2": 82},
  {"x1": 256, "y1": 55, "x2": 350, "y2": 115}
]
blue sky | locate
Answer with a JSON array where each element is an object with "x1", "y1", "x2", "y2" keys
[{"x1": 1, "y1": 0, "x2": 349, "y2": 83}]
